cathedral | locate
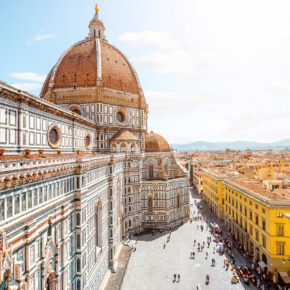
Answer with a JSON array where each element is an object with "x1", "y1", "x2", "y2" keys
[{"x1": 0, "y1": 5, "x2": 190, "y2": 290}]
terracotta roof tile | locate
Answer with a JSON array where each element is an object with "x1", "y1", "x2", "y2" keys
[
  {"x1": 41, "y1": 39, "x2": 139, "y2": 97},
  {"x1": 145, "y1": 131, "x2": 171, "y2": 153},
  {"x1": 110, "y1": 130, "x2": 139, "y2": 142},
  {"x1": 230, "y1": 179, "x2": 290, "y2": 201}
]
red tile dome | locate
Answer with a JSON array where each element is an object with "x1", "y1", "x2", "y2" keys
[
  {"x1": 145, "y1": 132, "x2": 171, "y2": 153},
  {"x1": 41, "y1": 39, "x2": 140, "y2": 97}
]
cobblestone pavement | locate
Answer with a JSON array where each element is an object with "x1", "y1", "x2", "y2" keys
[{"x1": 121, "y1": 190, "x2": 256, "y2": 290}]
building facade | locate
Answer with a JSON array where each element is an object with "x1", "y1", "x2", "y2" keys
[
  {"x1": 0, "y1": 5, "x2": 190, "y2": 290},
  {"x1": 224, "y1": 179, "x2": 290, "y2": 280},
  {"x1": 201, "y1": 167, "x2": 290, "y2": 280},
  {"x1": 202, "y1": 169, "x2": 225, "y2": 220},
  {"x1": 191, "y1": 169, "x2": 204, "y2": 196}
]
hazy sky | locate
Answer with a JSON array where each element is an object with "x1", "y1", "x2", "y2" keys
[{"x1": 1, "y1": 0, "x2": 290, "y2": 143}]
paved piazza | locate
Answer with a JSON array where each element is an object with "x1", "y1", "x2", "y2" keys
[{"x1": 122, "y1": 192, "x2": 254, "y2": 290}]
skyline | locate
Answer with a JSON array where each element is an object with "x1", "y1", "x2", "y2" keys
[{"x1": 1, "y1": 0, "x2": 290, "y2": 143}]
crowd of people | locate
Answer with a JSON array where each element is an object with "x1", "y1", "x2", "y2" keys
[
  {"x1": 125, "y1": 193, "x2": 283, "y2": 289},
  {"x1": 167, "y1": 196, "x2": 272, "y2": 288}
]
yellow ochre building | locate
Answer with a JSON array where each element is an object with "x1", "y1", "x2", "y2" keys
[{"x1": 202, "y1": 169, "x2": 290, "y2": 281}]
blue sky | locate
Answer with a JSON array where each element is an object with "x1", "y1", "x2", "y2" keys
[{"x1": 1, "y1": 0, "x2": 290, "y2": 143}]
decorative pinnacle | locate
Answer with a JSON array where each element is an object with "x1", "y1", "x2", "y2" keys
[{"x1": 95, "y1": 4, "x2": 99, "y2": 13}]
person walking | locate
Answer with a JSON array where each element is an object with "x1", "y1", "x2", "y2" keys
[
  {"x1": 173, "y1": 274, "x2": 176, "y2": 282},
  {"x1": 178, "y1": 274, "x2": 180, "y2": 282},
  {"x1": 206, "y1": 274, "x2": 210, "y2": 285}
]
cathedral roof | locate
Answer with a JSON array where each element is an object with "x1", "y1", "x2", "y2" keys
[
  {"x1": 40, "y1": 5, "x2": 141, "y2": 98},
  {"x1": 145, "y1": 131, "x2": 171, "y2": 153},
  {"x1": 110, "y1": 130, "x2": 140, "y2": 142},
  {"x1": 41, "y1": 39, "x2": 139, "y2": 97}
]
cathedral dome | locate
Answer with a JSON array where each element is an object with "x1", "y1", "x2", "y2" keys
[
  {"x1": 40, "y1": 5, "x2": 146, "y2": 110},
  {"x1": 41, "y1": 39, "x2": 140, "y2": 97},
  {"x1": 145, "y1": 131, "x2": 171, "y2": 153}
]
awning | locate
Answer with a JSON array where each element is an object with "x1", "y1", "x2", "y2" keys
[
  {"x1": 258, "y1": 261, "x2": 267, "y2": 268},
  {"x1": 279, "y1": 272, "x2": 290, "y2": 284}
]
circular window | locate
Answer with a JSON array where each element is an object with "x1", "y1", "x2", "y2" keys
[
  {"x1": 47, "y1": 125, "x2": 62, "y2": 148},
  {"x1": 68, "y1": 105, "x2": 82, "y2": 116},
  {"x1": 72, "y1": 109, "x2": 81, "y2": 115},
  {"x1": 84, "y1": 134, "x2": 92, "y2": 149},
  {"x1": 115, "y1": 108, "x2": 129, "y2": 125},
  {"x1": 116, "y1": 112, "x2": 124, "y2": 122}
]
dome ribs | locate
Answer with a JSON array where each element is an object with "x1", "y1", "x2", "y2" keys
[{"x1": 53, "y1": 40, "x2": 97, "y2": 88}]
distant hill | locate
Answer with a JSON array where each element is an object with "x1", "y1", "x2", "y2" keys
[{"x1": 171, "y1": 139, "x2": 290, "y2": 151}]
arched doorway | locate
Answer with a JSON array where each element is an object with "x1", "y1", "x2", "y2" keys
[
  {"x1": 45, "y1": 273, "x2": 57, "y2": 290},
  {"x1": 262, "y1": 253, "x2": 268, "y2": 266},
  {"x1": 256, "y1": 247, "x2": 260, "y2": 262}
]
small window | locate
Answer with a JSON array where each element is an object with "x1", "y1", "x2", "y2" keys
[
  {"x1": 116, "y1": 112, "x2": 124, "y2": 122},
  {"x1": 276, "y1": 224, "x2": 284, "y2": 236},
  {"x1": 47, "y1": 125, "x2": 62, "y2": 149},
  {"x1": 255, "y1": 215, "x2": 259, "y2": 225},
  {"x1": 84, "y1": 134, "x2": 92, "y2": 149},
  {"x1": 262, "y1": 235, "x2": 266, "y2": 248},
  {"x1": 276, "y1": 242, "x2": 285, "y2": 255},
  {"x1": 262, "y1": 220, "x2": 266, "y2": 231}
]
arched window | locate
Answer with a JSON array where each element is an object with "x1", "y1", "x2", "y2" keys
[
  {"x1": 76, "y1": 213, "x2": 81, "y2": 226},
  {"x1": 72, "y1": 108, "x2": 81, "y2": 115},
  {"x1": 120, "y1": 143, "x2": 127, "y2": 152},
  {"x1": 77, "y1": 258, "x2": 81, "y2": 272},
  {"x1": 148, "y1": 196, "x2": 153, "y2": 213},
  {"x1": 149, "y1": 165, "x2": 154, "y2": 179},
  {"x1": 76, "y1": 234, "x2": 81, "y2": 249},
  {"x1": 131, "y1": 144, "x2": 136, "y2": 152},
  {"x1": 94, "y1": 29, "x2": 96, "y2": 38},
  {"x1": 164, "y1": 164, "x2": 168, "y2": 175}
]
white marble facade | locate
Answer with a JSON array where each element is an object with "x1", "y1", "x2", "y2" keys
[{"x1": 0, "y1": 82, "x2": 189, "y2": 290}]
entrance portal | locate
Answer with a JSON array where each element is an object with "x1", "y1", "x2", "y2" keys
[
  {"x1": 45, "y1": 273, "x2": 57, "y2": 290},
  {"x1": 262, "y1": 253, "x2": 268, "y2": 266}
]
